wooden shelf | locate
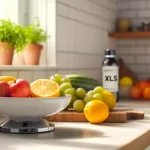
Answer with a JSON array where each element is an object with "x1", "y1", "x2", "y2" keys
[{"x1": 109, "y1": 32, "x2": 150, "y2": 39}]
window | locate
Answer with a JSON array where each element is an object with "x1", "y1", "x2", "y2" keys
[{"x1": 0, "y1": 0, "x2": 56, "y2": 67}]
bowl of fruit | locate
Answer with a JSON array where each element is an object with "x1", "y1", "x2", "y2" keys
[{"x1": 0, "y1": 76, "x2": 71, "y2": 134}]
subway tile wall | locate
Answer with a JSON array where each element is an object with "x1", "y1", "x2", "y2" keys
[
  {"x1": 0, "y1": 0, "x2": 117, "y2": 83},
  {"x1": 56, "y1": 0, "x2": 118, "y2": 82},
  {"x1": 117, "y1": 0, "x2": 150, "y2": 81}
]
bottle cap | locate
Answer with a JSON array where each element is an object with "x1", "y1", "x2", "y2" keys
[{"x1": 105, "y1": 49, "x2": 116, "y2": 57}]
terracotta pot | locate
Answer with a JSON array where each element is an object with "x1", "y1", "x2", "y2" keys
[
  {"x1": 0, "y1": 42, "x2": 14, "y2": 65},
  {"x1": 23, "y1": 44, "x2": 43, "y2": 65}
]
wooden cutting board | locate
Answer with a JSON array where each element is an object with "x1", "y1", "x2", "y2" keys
[{"x1": 45, "y1": 109, "x2": 144, "y2": 123}]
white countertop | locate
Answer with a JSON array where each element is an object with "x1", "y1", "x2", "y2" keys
[{"x1": 0, "y1": 100, "x2": 150, "y2": 150}]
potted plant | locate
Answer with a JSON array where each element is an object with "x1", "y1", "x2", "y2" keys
[
  {"x1": 23, "y1": 19, "x2": 47, "y2": 65},
  {"x1": 0, "y1": 19, "x2": 22, "y2": 65}
]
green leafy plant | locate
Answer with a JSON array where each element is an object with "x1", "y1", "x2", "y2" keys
[
  {"x1": 0, "y1": 18, "x2": 47, "y2": 53},
  {"x1": 24, "y1": 18, "x2": 47, "y2": 45},
  {"x1": 0, "y1": 19, "x2": 25, "y2": 53},
  {"x1": 0, "y1": 19, "x2": 16, "y2": 48},
  {"x1": 14, "y1": 25, "x2": 26, "y2": 53}
]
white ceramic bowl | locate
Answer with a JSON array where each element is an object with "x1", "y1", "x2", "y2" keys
[{"x1": 0, "y1": 95, "x2": 71, "y2": 122}]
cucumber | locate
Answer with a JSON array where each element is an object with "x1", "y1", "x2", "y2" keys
[
  {"x1": 71, "y1": 81, "x2": 99, "y2": 92},
  {"x1": 69, "y1": 78, "x2": 99, "y2": 85},
  {"x1": 66, "y1": 74, "x2": 99, "y2": 84},
  {"x1": 65, "y1": 74, "x2": 100, "y2": 91}
]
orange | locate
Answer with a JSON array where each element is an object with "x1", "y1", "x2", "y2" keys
[
  {"x1": 30, "y1": 79, "x2": 60, "y2": 98},
  {"x1": 84, "y1": 100, "x2": 109, "y2": 124},
  {"x1": 143, "y1": 87, "x2": 150, "y2": 100},
  {"x1": 136, "y1": 81, "x2": 150, "y2": 94}
]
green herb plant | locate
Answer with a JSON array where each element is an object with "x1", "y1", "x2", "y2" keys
[
  {"x1": 0, "y1": 19, "x2": 16, "y2": 49},
  {"x1": 0, "y1": 19, "x2": 25, "y2": 53},
  {"x1": 24, "y1": 18, "x2": 47, "y2": 45},
  {"x1": 0, "y1": 18, "x2": 47, "y2": 53}
]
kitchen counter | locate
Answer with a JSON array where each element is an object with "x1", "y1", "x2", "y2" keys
[{"x1": 0, "y1": 100, "x2": 150, "y2": 150}]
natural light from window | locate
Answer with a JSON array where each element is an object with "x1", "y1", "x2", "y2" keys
[{"x1": 0, "y1": 0, "x2": 56, "y2": 67}]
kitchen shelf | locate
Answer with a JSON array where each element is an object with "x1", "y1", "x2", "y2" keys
[{"x1": 109, "y1": 32, "x2": 150, "y2": 39}]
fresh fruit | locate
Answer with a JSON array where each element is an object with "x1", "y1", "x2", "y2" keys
[
  {"x1": 50, "y1": 74, "x2": 62, "y2": 85},
  {"x1": 102, "y1": 90, "x2": 116, "y2": 111},
  {"x1": 30, "y1": 79, "x2": 60, "y2": 98},
  {"x1": 60, "y1": 78, "x2": 70, "y2": 84},
  {"x1": 84, "y1": 100, "x2": 109, "y2": 124},
  {"x1": 73, "y1": 100, "x2": 85, "y2": 112},
  {"x1": 64, "y1": 88, "x2": 75, "y2": 96},
  {"x1": 60, "y1": 83, "x2": 72, "y2": 95},
  {"x1": 10, "y1": 79, "x2": 31, "y2": 97},
  {"x1": 130, "y1": 86, "x2": 142, "y2": 100},
  {"x1": 87, "y1": 90, "x2": 96, "y2": 96},
  {"x1": 0, "y1": 81, "x2": 10, "y2": 97},
  {"x1": 83, "y1": 95, "x2": 94, "y2": 104},
  {"x1": 120, "y1": 76, "x2": 133, "y2": 87},
  {"x1": 136, "y1": 80, "x2": 150, "y2": 93},
  {"x1": 143, "y1": 87, "x2": 150, "y2": 100},
  {"x1": 75, "y1": 88, "x2": 86, "y2": 99},
  {"x1": 93, "y1": 93, "x2": 103, "y2": 100},
  {"x1": 94, "y1": 86, "x2": 104, "y2": 94},
  {"x1": 0, "y1": 76, "x2": 16, "y2": 83},
  {"x1": 67, "y1": 96, "x2": 77, "y2": 108}
]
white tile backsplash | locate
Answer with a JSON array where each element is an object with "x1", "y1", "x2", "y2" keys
[
  {"x1": 32, "y1": 71, "x2": 47, "y2": 81},
  {"x1": 129, "y1": 1, "x2": 146, "y2": 9},
  {"x1": 56, "y1": 16, "x2": 69, "y2": 51},
  {"x1": 57, "y1": 52, "x2": 69, "y2": 68},
  {"x1": 2, "y1": 71, "x2": 18, "y2": 78},
  {"x1": 117, "y1": 0, "x2": 150, "y2": 81},
  {"x1": 18, "y1": 71, "x2": 33, "y2": 83}
]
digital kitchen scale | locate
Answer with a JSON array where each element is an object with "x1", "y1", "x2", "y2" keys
[{"x1": 0, "y1": 119, "x2": 55, "y2": 133}]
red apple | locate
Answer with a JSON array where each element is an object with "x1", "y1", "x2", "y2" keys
[
  {"x1": 0, "y1": 81, "x2": 10, "y2": 97},
  {"x1": 130, "y1": 86, "x2": 142, "y2": 100},
  {"x1": 9, "y1": 79, "x2": 31, "y2": 97}
]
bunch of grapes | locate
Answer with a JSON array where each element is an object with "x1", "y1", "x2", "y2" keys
[{"x1": 50, "y1": 74, "x2": 104, "y2": 112}]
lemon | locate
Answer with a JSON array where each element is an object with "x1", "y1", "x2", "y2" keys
[
  {"x1": 102, "y1": 90, "x2": 116, "y2": 111},
  {"x1": 120, "y1": 76, "x2": 133, "y2": 86},
  {"x1": 84, "y1": 100, "x2": 109, "y2": 123}
]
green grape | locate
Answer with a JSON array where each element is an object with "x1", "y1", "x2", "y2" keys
[
  {"x1": 73, "y1": 100, "x2": 85, "y2": 112},
  {"x1": 64, "y1": 88, "x2": 75, "y2": 96},
  {"x1": 67, "y1": 96, "x2": 77, "y2": 109},
  {"x1": 50, "y1": 76, "x2": 59, "y2": 84},
  {"x1": 75, "y1": 88, "x2": 86, "y2": 99},
  {"x1": 50, "y1": 74, "x2": 62, "y2": 84},
  {"x1": 87, "y1": 90, "x2": 96, "y2": 96},
  {"x1": 93, "y1": 93, "x2": 103, "y2": 100},
  {"x1": 60, "y1": 90, "x2": 65, "y2": 96},
  {"x1": 60, "y1": 77, "x2": 70, "y2": 84},
  {"x1": 60, "y1": 83, "x2": 72, "y2": 95},
  {"x1": 94, "y1": 86, "x2": 104, "y2": 94},
  {"x1": 83, "y1": 95, "x2": 94, "y2": 104}
]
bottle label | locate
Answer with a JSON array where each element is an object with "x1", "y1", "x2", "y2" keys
[{"x1": 102, "y1": 66, "x2": 119, "y2": 92}]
